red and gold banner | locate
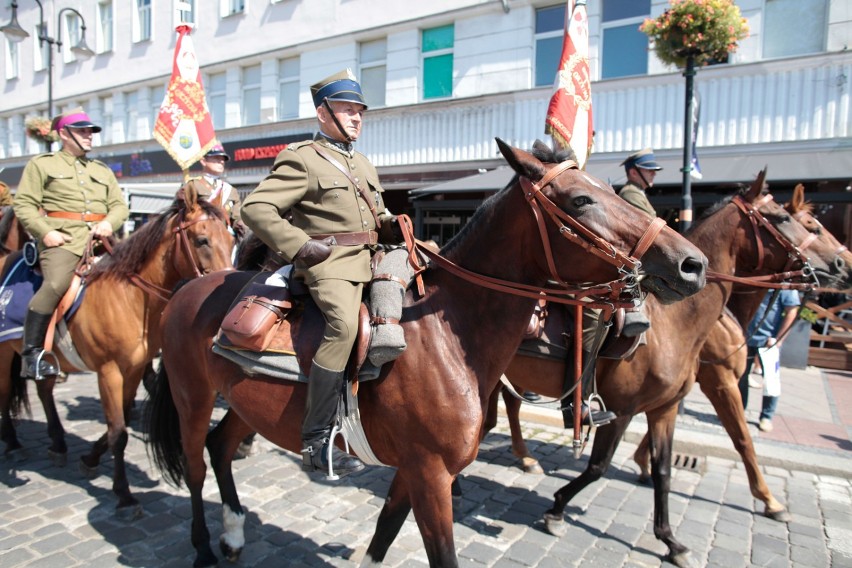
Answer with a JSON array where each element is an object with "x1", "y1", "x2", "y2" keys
[
  {"x1": 153, "y1": 25, "x2": 216, "y2": 170},
  {"x1": 545, "y1": 0, "x2": 593, "y2": 169}
]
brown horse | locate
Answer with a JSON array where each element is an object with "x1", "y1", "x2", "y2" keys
[
  {"x1": 0, "y1": 184, "x2": 233, "y2": 517},
  {"x1": 145, "y1": 140, "x2": 708, "y2": 567},
  {"x1": 482, "y1": 174, "x2": 849, "y2": 567},
  {"x1": 0, "y1": 206, "x2": 29, "y2": 257},
  {"x1": 629, "y1": 182, "x2": 852, "y2": 518}
]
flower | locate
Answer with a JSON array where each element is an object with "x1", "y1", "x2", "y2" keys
[
  {"x1": 24, "y1": 116, "x2": 58, "y2": 144},
  {"x1": 640, "y1": 0, "x2": 750, "y2": 68}
]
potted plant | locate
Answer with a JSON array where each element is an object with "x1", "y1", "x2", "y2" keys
[{"x1": 24, "y1": 116, "x2": 58, "y2": 146}]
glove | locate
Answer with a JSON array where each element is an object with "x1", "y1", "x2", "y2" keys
[
  {"x1": 378, "y1": 215, "x2": 405, "y2": 244},
  {"x1": 294, "y1": 237, "x2": 335, "y2": 267}
]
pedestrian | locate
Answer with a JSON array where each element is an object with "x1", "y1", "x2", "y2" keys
[
  {"x1": 738, "y1": 289, "x2": 801, "y2": 432},
  {"x1": 618, "y1": 147, "x2": 663, "y2": 219},
  {"x1": 241, "y1": 69, "x2": 397, "y2": 479},
  {"x1": 13, "y1": 107, "x2": 129, "y2": 380},
  {"x1": 195, "y1": 143, "x2": 246, "y2": 237}
]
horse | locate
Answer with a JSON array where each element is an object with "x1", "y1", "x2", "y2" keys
[
  {"x1": 145, "y1": 139, "x2": 708, "y2": 567},
  {"x1": 0, "y1": 183, "x2": 234, "y2": 518},
  {"x1": 628, "y1": 182, "x2": 852, "y2": 519},
  {"x1": 0, "y1": 205, "x2": 29, "y2": 257},
  {"x1": 479, "y1": 173, "x2": 850, "y2": 567}
]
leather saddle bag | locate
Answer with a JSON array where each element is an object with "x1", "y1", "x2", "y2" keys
[{"x1": 221, "y1": 275, "x2": 294, "y2": 351}]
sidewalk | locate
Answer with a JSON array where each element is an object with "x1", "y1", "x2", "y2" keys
[{"x1": 512, "y1": 365, "x2": 852, "y2": 477}]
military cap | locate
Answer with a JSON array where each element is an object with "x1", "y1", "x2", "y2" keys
[
  {"x1": 621, "y1": 148, "x2": 662, "y2": 171},
  {"x1": 310, "y1": 68, "x2": 368, "y2": 109},
  {"x1": 204, "y1": 143, "x2": 230, "y2": 161},
  {"x1": 51, "y1": 106, "x2": 102, "y2": 133}
]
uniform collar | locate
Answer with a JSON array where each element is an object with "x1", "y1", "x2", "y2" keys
[
  {"x1": 315, "y1": 132, "x2": 354, "y2": 157},
  {"x1": 58, "y1": 149, "x2": 88, "y2": 164}
]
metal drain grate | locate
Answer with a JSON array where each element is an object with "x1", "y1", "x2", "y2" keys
[{"x1": 671, "y1": 453, "x2": 706, "y2": 473}]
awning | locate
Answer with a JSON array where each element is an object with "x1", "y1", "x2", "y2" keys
[
  {"x1": 409, "y1": 167, "x2": 513, "y2": 197},
  {"x1": 122, "y1": 182, "x2": 182, "y2": 214}
]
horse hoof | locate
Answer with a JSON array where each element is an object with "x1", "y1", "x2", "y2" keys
[
  {"x1": 543, "y1": 512, "x2": 566, "y2": 537},
  {"x1": 637, "y1": 472, "x2": 650, "y2": 485},
  {"x1": 668, "y1": 550, "x2": 696, "y2": 568},
  {"x1": 115, "y1": 503, "x2": 143, "y2": 521},
  {"x1": 48, "y1": 449, "x2": 67, "y2": 467},
  {"x1": 193, "y1": 549, "x2": 218, "y2": 568},
  {"x1": 78, "y1": 459, "x2": 99, "y2": 479},
  {"x1": 521, "y1": 457, "x2": 543, "y2": 474},
  {"x1": 765, "y1": 508, "x2": 792, "y2": 523},
  {"x1": 219, "y1": 539, "x2": 243, "y2": 563},
  {"x1": 233, "y1": 441, "x2": 254, "y2": 460}
]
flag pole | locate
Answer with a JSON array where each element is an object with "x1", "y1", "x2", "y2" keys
[{"x1": 680, "y1": 54, "x2": 696, "y2": 233}]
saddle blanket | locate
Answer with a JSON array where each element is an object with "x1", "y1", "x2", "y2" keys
[{"x1": 0, "y1": 257, "x2": 43, "y2": 342}]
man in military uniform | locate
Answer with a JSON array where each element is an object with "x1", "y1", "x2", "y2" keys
[
  {"x1": 242, "y1": 69, "x2": 395, "y2": 479},
  {"x1": 617, "y1": 148, "x2": 662, "y2": 218},
  {"x1": 13, "y1": 107, "x2": 129, "y2": 379},
  {"x1": 196, "y1": 143, "x2": 246, "y2": 236}
]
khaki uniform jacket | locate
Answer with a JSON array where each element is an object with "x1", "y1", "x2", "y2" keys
[
  {"x1": 197, "y1": 175, "x2": 242, "y2": 225},
  {"x1": 13, "y1": 150, "x2": 129, "y2": 255},
  {"x1": 618, "y1": 183, "x2": 657, "y2": 219},
  {"x1": 242, "y1": 135, "x2": 390, "y2": 284}
]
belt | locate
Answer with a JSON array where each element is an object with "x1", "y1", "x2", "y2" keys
[
  {"x1": 45, "y1": 211, "x2": 107, "y2": 223},
  {"x1": 311, "y1": 230, "x2": 378, "y2": 246}
]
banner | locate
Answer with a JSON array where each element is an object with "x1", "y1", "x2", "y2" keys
[
  {"x1": 544, "y1": 0, "x2": 593, "y2": 169},
  {"x1": 153, "y1": 25, "x2": 216, "y2": 171},
  {"x1": 690, "y1": 90, "x2": 703, "y2": 180}
]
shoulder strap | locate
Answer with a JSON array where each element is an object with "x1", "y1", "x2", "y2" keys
[{"x1": 311, "y1": 142, "x2": 381, "y2": 229}]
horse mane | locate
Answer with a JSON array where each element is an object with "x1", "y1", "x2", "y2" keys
[
  {"x1": 235, "y1": 231, "x2": 285, "y2": 271},
  {"x1": 87, "y1": 199, "x2": 226, "y2": 283},
  {"x1": 0, "y1": 206, "x2": 18, "y2": 255}
]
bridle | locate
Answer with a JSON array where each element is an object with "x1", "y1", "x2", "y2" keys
[
  {"x1": 706, "y1": 193, "x2": 820, "y2": 292},
  {"x1": 129, "y1": 209, "x2": 221, "y2": 301},
  {"x1": 416, "y1": 159, "x2": 667, "y2": 315}
]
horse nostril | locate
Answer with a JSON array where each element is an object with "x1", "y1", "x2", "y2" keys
[
  {"x1": 835, "y1": 257, "x2": 845, "y2": 272},
  {"x1": 681, "y1": 256, "x2": 706, "y2": 276}
]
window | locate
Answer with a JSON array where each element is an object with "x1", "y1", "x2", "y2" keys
[
  {"x1": 125, "y1": 91, "x2": 139, "y2": 141},
  {"x1": 601, "y1": 0, "x2": 649, "y2": 79},
  {"x1": 5, "y1": 38, "x2": 19, "y2": 80},
  {"x1": 151, "y1": 84, "x2": 166, "y2": 128},
  {"x1": 97, "y1": 0, "x2": 114, "y2": 54},
  {"x1": 33, "y1": 25, "x2": 48, "y2": 71},
  {"x1": 534, "y1": 5, "x2": 566, "y2": 87},
  {"x1": 62, "y1": 13, "x2": 81, "y2": 63},
  {"x1": 277, "y1": 57, "x2": 299, "y2": 120},
  {"x1": 422, "y1": 24, "x2": 454, "y2": 100},
  {"x1": 241, "y1": 64, "x2": 261, "y2": 125},
  {"x1": 100, "y1": 96, "x2": 113, "y2": 145},
  {"x1": 221, "y1": 0, "x2": 245, "y2": 18},
  {"x1": 175, "y1": 0, "x2": 195, "y2": 25},
  {"x1": 359, "y1": 39, "x2": 386, "y2": 107},
  {"x1": 208, "y1": 72, "x2": 226, "y2": 129},
  {"x1": 764, "y1": 0, "x2": 827, "y2": 59},
  {"x1": 134, "y1": 0, "x2": 152, "y2": 42}
]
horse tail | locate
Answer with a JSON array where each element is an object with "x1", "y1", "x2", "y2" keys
[
  {"x1": 8, "y1": 354, "x2": 31, "y2": 419},
  {"x1": 144, "y1": 362, "x2": 185, "y2": 487}
]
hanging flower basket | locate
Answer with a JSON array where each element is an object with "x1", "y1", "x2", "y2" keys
[
  {"x1": 24, "y1": 116, "x2": 58, "y2": 144},
  {"x1": 640, "y1": 0, "x2": 750, "y2": 68}
]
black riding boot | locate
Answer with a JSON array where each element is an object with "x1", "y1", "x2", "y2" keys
[
  {"x1": 301, "y1": 362, "x2": 365, "y2": 479},
  {"x1": 561, "y1": 348, "x2": 616, "y2": 428},
  {"x1": 21, "y1": 309, "x2": 59, "y2": 380}
]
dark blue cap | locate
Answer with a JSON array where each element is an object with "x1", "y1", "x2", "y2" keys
[
  {"x1": 310, "y1": 69, "x2": 368, "y2": 109},
  {"x1": 620, "y1": 148, "x2": 662, "y2": 171}
]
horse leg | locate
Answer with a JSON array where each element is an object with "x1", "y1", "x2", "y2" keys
[
  {"x1": 34, "y1": 375, "x2": 67, "y2": 466},
  {"x1": 0, "y1": 350, "x2": 24, "y2": 457},
  {"x1": 633, "y1": 431, "x2": 652, "y2": 483},
  {"x1": 544, "y1": 415, "x2": 631, "y2": 536},
  {"x1": 646, "y1": 404, "x2": 693, "y2": 568},
  {"x1": 205, "y1": 409, "x2": 254, "y2": 563},
  {"x1": 502, "y1": 385, "x2": 543, "y2": 474},
  {"x1": 362, "y1": 473, "x2": 414, "y2": 566},
  {"x1": 697, "y1": 372, "x2": 791, "y2": 521}
]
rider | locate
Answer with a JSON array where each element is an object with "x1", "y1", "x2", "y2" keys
[
  {"x1": 195, "y1": 143, "x2": 246, "y2": 237},
  {"x1": 618, "y1": 148, "x2": 662, "y2": 218},
  {"x1": 241, "y1": 69, "x2": 396, "y2": 479},
  {"x1": 13, "y1": 107, "x2": 129, "y2": 380}
]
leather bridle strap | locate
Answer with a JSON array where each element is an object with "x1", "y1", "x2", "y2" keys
[
  {"x1": 793, "y1": 211, "x2": 846, "y2": 255},
  {"x1": 631, "y1": 217, "x2": 666, "y2": 260},
  {"x1": 731, "y1": 194, "x2": 813, "y2": 272}
]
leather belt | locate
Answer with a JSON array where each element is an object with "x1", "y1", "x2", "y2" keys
[
  {"x1": 311, "y1": 230, "x2": 378, "y2": 246},
  {"x1": 45, "y1": 211, "x2": 107, "y2": 222}
]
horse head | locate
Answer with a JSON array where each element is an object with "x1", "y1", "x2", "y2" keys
[
  {"x1": 170, "y1": 181, "x2": 234, "y2": 277},
  {"x1": 496, "y1": 138, "x2": 706, "y2": 304},
  {"x1": 785, "y1": 184, "x2": 852, "y2": 291}
]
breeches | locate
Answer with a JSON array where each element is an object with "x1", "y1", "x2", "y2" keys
[
  {"x1": 30, "y1": 247, "x2": 79, "y2": 315},
  {"x1": 581, "y1": 307, "x2": 607, "y2": 353},
  {"x1": 309, "y1": 278, "x2": 363, "y2": 371}
]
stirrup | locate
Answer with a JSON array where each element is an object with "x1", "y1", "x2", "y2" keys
[{"x1": 31, "y1": 350, "x2": 60, "y2": 381}]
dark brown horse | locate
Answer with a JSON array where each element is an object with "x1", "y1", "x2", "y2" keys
[
  {"x1": 0, "y1": 184, "x2": 234, "y2": 517},
  {"x1": 0, "y1": 206, "x2": 29, "y2": 257},
  {"x1": 629, "y1": 183, "x2": 852, "y2": 518},
  {"x1": 145, "y1": 140, "x2": 708, "y2": 567},
  {"x1": 482, "y1": 174, "x2": 849, "y2": 567}
]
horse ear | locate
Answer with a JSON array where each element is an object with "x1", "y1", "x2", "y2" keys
[
  {"x1": 177, "y1": 179, "x2": 201, "y2": 210},
  {"x1": 790, "y1": 183, "x2": 806, "y2": 212},
  {"x1": 744, "y1": 168, "x2": 768, "y2": 202},
  {"x1": 495, "y1": 137, "x2": 546, "y2": 181}
]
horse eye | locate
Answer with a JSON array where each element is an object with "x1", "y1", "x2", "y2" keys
[
  {"x1": 572, "y1": 196, "x2": 593, "y2": 208},
  {"x1": 195, "y1": 236, "x2": 210, "y2": 247}
]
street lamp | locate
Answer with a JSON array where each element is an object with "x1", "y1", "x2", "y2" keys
[{"x1": 1, "y1": 0, "x2": 94, "y2": 148}]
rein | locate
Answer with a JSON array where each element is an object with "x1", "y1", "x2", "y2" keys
[
  {"x1": 417, "y1": 161, "x2": 666, "y2": 313},
  {"x1": 129, "y1": 210, "x2": 214, "y2": 301}
]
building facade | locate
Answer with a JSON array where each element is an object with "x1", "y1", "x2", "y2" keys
[{"x1": 1, "y1": 0, "x2": 849, "y2": 241}]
